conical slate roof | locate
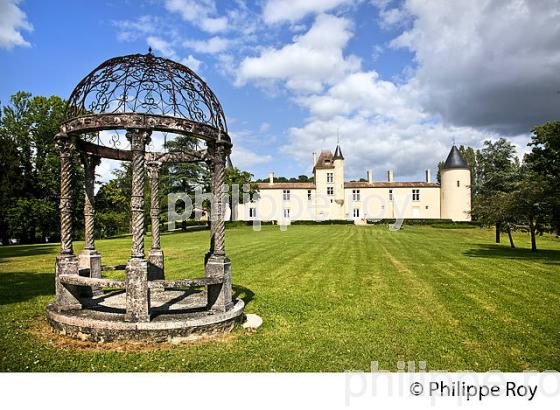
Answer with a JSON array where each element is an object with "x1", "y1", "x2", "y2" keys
[
  {"x1": 443, "y1": 146, "x2": 469, "y2": 169},
  {"x1": 333, "y1": 144, "x2": 344, "y2": 160}
]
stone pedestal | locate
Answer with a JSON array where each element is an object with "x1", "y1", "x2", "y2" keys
[
  {"x1": 78, "y1": 249, "x2": 102, "y2": 277},
  {"x1": 78, "y1": 249, "x2": 102, "y2": 296},
  {"x1": 125, "y1": 258, "x2": 150, "y2": 322},
  {"x1": 54, "y1": 255, "x2": 81, "y2": 311},
  {"x1": 205, "y1": 255, "x2": 233, "y2": 312},
  {"x1": 148, "y1": 249, "x2": 165, "y2": 280}
]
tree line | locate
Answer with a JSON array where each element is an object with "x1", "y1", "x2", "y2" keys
[
  {"x1": 0, "y1": 91, "x2": 558, "y2": 250},
  {"x1": 0, "y1": 92, "x2": 257, "y2": 244}
]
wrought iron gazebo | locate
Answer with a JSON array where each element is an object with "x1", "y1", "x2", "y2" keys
[{"x1": 47, "y1": 51, "x2": 244, "y2": 342}]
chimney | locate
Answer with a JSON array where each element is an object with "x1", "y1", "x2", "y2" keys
[
  {"x1": 425, "y1": 169, "x2": 431, "y2": 183},
  {"x1": 387, "y1": 170, "x2": 394, "y2": 182},
  {"x1": 268, "y1": 172, "x2": 274, "y2": 185},
  {"x1": 367, "y1": 169, "x2": 373, "y2": 183},
  {"x1": 312, "y1": 152, "x2": 317, "y2": 169}
]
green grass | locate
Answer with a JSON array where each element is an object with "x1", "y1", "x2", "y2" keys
[{"x1": 1, "y1": 224, "x2": 559, "y2": 372}]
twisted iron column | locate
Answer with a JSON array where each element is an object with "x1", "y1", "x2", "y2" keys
[
  {"x1": 82, "y1": 153, "x2": 100, "y2": 250},
  {"x1": 54, "y1": 133, "x2": 80, "y2": 310},
  {"x1": 79, "y1": 153, "x2": 102, "y2": 296},
  {"x1": 205, "y1": 142, "x2": 233, "y2": 312},
  {"x1": 58, "y1": 135, "x2": 75, "y2": 255},
  {"x1": 125, "y1": 129, "x2": 151, "y2": 322},
  {"x1": 212, "y1": 143, "x2": 227, "y2": 256},
  {"x1": 147, "y1": 161, "x2": 162, "y2": 251},
  {"x1": 147, "y1": 160, "x2": 164, "y2": 280},
  {"x1": 128, "y1": 129, "x2": 150, "y2": 259}
]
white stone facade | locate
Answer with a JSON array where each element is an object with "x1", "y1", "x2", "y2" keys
[{"x1": 233, "y1": 146, "x2": 471, "y2": 223}]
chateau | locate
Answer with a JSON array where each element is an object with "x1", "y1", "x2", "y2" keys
[{"x1": 233, "y1": 145, "x2": 471, "y2": 223}]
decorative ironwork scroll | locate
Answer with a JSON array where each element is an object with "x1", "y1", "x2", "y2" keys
[{"x1": 65, "y1": 52, "x2": 227, "y2": 133}]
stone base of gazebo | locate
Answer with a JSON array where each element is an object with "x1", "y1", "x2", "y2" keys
[{"x1": 46, "y1": 290, "x2": 245, "y2": 343}]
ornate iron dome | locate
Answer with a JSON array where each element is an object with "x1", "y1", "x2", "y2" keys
[{"x1": 64, "y1": 51, "x2": 227, "y2": 133}]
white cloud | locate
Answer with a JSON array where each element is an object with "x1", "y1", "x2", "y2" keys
[
  {"x1": 270, "y1": 1, "x2": 560, "y2": 179},
  {"x1": 164, "y1": 0, "x2": 228, "y2": 33},
  {"x1": 180, "y1": 55, "x2": 202, "y2": 71},
  {"x1": 0, "y1": 0, "x2": 32, "y2": 50},
  {"x1": 388, "y1": 0, "x2": 560, "y2": 134},
  {"x1": 230, "y1": 146, "x2": 272, "y2": 167},
  {"x1": 236, "y1": 14, "x2": 361, "y2": 93},
  {"x1": 259, "y1": 122, "x2": 271, "y2": 132},
  {"x1": 147, "y1": 36, "x2": 176, "y2": 58},
  {"x1": 184, "y1": 36, "x2": 231, "y2": 54},
  {"x1": 199, "y1": 16, "x2": 228, "y2": 33},
  {"x1": 378, "y1": 6, "x2": 411, "y2": 29},
  {"x1": 263, "y1": 0, "x2": 354, "y2": 24},
  {"x1": 296, "y1": 71, "x2": 425, "y2": 123},
  {"x1": 281, "y1": 114, "x2": 488, "y2": 180},
  {"x1": 113, "y1": 15, "x2": 160, "y2": 42}
]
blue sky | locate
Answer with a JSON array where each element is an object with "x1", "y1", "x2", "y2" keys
[{"x1": 1, "y1": 0, "x2": 559, "y2": 183}]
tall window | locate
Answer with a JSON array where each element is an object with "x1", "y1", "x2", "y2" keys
[
  {"x1": 283, "y1": 189, "x2": 290, "y2": 201},
  {"x1": 327, "y1": 173, "x2": 334, "y2": 183},
  {"x1": 283, "y1": 208, "x2": 290, "y2": 219},
  {"x1": 249, "y1": 207, "x2": 257, "y2": 218},
  {"x1": 327, "y1": 187, "x2": 334, "y2": 196},
  {"x1": 389, "y1": 189, "x2": 393, "y2": 201},
  {"x1": 412, "y1": 189, "x2": 420, "y2": 201},
  {"x1": 353, "y1": 208, "x2": 360, "y2": 218},
  {"x1": 307, "y1": 190, "x2": 312, "y2": 201},
  {"x1": 457, "y1": 180, "x2": 460, "y2": 187},
  {"x1": 352, "y1": 189, "x2": 360, "y2": 201}
]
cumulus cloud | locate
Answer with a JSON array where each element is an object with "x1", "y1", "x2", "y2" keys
[
  {"x1": 0, "y1": 0, "x2": 32, "y2": 50},
  {"x1": 236, "y1": 14, "x2": 361, "y2": 93},
  {"x1": 389, "y1": 0, "x2": 560, "y2": 135},
  {"x1": 281, "y1": 114, "x2": 488, "y2": 180},
  {"x1": 113, "y1": 15, "x2": 160, "y2": 42},
  {"x1": 180, "y1": 55, "x2": 202, "y2": 71},
  {"x1": 164, "y1": 0, "x2": 228, "y2": 33},
  {"x1": 262, "y1": 0, "x2": 354, "y2": 24},
  {"x1": 230, "y1": 146, "x2": 272, "y2": 167},
  {"x1": 184, "y1": 36, "x2": 231, "y2": 54},
  {"x1": 296, "y1": 71, "x2": 425, "y2": 123}
]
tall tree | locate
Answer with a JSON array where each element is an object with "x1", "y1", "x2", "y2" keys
[
  {"x1": 0, "y1": 92, "x2": 82, "y2": 244},
  {"x1": 473, "y1": 138, "x2": 519, "y2": 243},
  {"x1": 507, "y1": 169, "x2": 550, "y2": 252},
  {"x1": 0, "y1": 104, "x2": 23, "y2": 244},
  {"x1": 525, "y1": 121, "x2": 560, "y2": 236}
]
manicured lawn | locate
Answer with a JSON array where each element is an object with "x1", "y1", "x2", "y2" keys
[{"x1": 0, "y1": 224, "x2": 559, "y2": 372}]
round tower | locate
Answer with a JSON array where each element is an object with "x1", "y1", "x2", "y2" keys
[
  {"x1": 440, "y1": 146, "x2": 471, "y2": 221},
  {"x1": 333, "y1": 144, "x2": 345, "y2": 218}
]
